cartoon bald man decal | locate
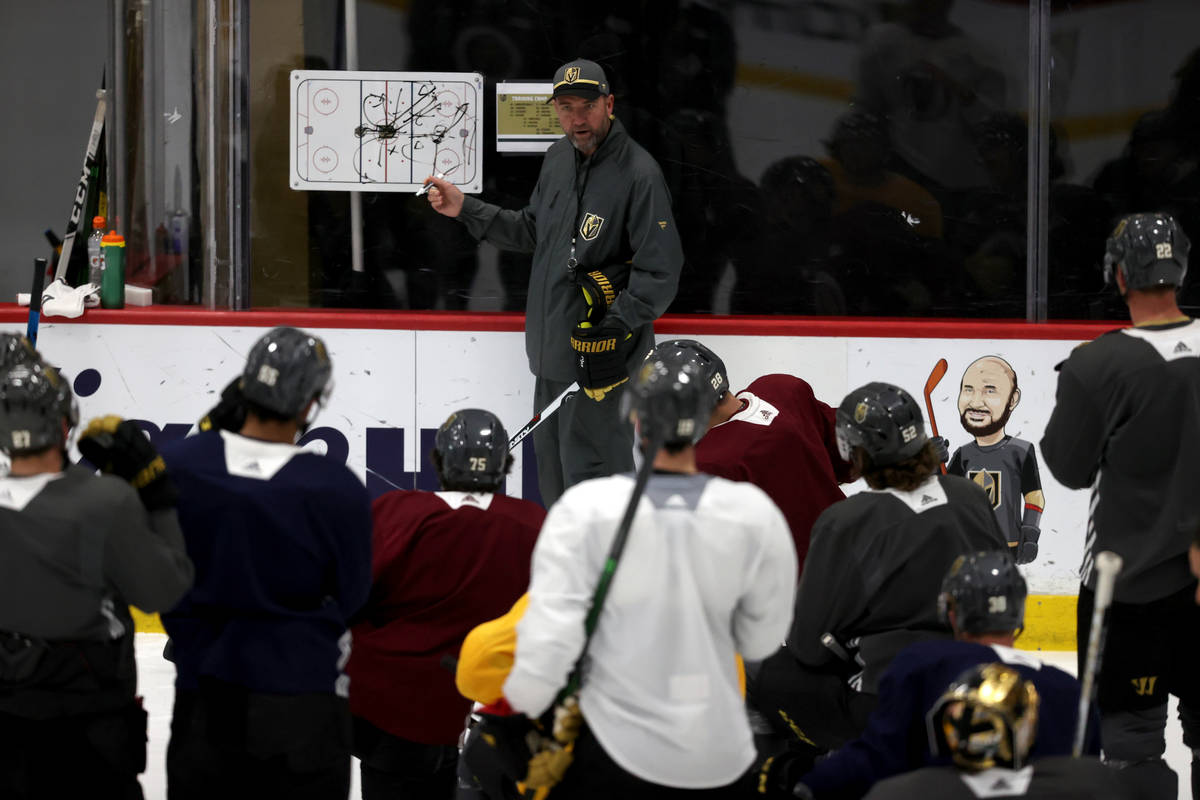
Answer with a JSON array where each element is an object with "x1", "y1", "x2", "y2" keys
[{"x1": 943, "y1": 356, "x2": 1045, "y2": 564}]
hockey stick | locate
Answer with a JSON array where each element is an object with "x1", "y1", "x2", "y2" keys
[
  {"x1": 54, "y1": 87, "x2": 107, "y2": 284},
  {"x1": 1072, "y1": 550, "x2": 1123, "y2": 757},
  {"x1": 923, "y1": 358, "x2": 949, "y2": 475},
  {"x1": 508, "y1": 382, "x2": 579, "y2": 451},
  {"x1": 26, "y1": 259, "x2": 47, "y2": 347}
]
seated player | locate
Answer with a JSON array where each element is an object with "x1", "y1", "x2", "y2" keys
[
  {"x1": 346, "y1": 408, "x2": 543, "y2": 799},
  {"x1": 771, "y1": 550, "x2": 1098, "y2": 799},
  {"x1": 665, "y1": 339, "x2": 855, "y2": 575},
  {"x1": 750, "y1": 383, "x2": 1007, "y2": 754},
  {"x1": 862, "y1": 663, "x2": 1130, "y2": 799}
]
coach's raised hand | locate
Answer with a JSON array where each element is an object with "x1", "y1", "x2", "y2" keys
[{"x1": 424, "y1": 174, "x2": 464, "y2": 218}]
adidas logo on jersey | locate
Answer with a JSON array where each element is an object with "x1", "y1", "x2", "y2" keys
[
  {"x1": 990, "y1": 777, "x2": 1012, "y2": 791},
  {"x1": 1175, "y1": 341, "x2": 1191, "y2": 354},
  {"x1": 920, "y1": 494, "x2": 937, "y2": 505},
  {"x1": 243, "y1": 460, "x2": 261, "y2": 473},
  {"x1": 759, "y1": 409, "x2": 773, "y2": 421}
]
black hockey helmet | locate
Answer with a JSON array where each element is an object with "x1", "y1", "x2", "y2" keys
[
  {"x1": 938, "y1": 550, "x2": 1027, "y2": 635},
  {"x1": 927, "y1": 663, "x2": 1039, "y2": 772},
  {"x1": 434, "y1": 408, "x2": 510, "y2": 491},
  {"x1": 624, "y1": 348, "x2": 719, "y2": 450},
  {"x1": 0, "y1": 362, "x2": 77, "y2": 456},
  {"x1": 835, "y1": 382, "x2": 927, "y2": 466},
  {"x1": 1104, "y1": 212, "x2": 1190, "y2": 291},
  {"x1": 651, "y1": 340, "x2": 729, "y2": 406},
  {"x1": 0, "y1": 333, "x2": 41, "y2": 371},
  {"x1": 241, "y1": 327, "x2": 332, "y2": 420}
]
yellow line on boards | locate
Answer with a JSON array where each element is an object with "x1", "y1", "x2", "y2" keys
[{"x1": 131, "y1": 594, "x2": 1082, "y2": 651}]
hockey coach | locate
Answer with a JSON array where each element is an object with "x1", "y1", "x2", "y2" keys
[{"x1": 424, "y1": 57, "x2": 684, "y2": 506}]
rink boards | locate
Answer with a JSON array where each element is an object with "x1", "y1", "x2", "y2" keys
[{"x1": 0, "y1": 311, "x2": 1115, "y2": 649}]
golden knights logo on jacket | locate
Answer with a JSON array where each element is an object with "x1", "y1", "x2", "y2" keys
[{"x1": 579, "y1": 213, "x2": 605, "y2": 241}]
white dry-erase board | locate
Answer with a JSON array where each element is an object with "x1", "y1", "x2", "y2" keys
[{"x1": 289, "y1": 70, "x2": 483, "y2": 193}]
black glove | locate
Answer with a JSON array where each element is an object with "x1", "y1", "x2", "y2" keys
[
  {"x1": 745, "y1": 750, "x2": 817, "y2": 798},
  {"x1": 78, "y1": 416, "x2": 178, "y2": 511},
  {"x1": 570, "y1": 316, "x2": 633, "y2": 401},
  {"x1": 931, "y1": 436, "x2": 950, "y2": 464},
  {"x1": 1016, "y1": 523, "x2": 1040, "y2": 564},
  {"x1": 197, "y1": 377, "x2": 246, "y2": 433}
]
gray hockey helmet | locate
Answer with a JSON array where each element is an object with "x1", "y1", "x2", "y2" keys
[
  {"x1": 434, "y1": 408, "x2": 509, "y2": 490},
  {"x1": 0, "y1": 333, "x2": 41, "y2": 371},
  {"x1": 241, "y1": 327, "x2": 332, "y2": 419},
  {"x1": 835, "y1": 382, "x2": 927, "y2": 466},
  {"x1": 624, "y1": 348, "x2": 720, "y2": 449},
  {"x1": 651, "y1": 340, "x2": 729, "y2": 406},
  {"x1": 1103, "y1": 212, "x2": 1190, "y2": 290},
  {"x1": 0, "y1": 362, "x2": 77, "y2": 456},
  {"x1": 938, "y1": 550, "x2": 1027, "y2": 635}
]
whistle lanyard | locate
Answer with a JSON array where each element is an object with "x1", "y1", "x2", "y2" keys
[{"x1": 567, "y1": 158, "x2": 592, "y2": 280}]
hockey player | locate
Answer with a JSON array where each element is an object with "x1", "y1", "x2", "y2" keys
[
  {"x1": 501, "y1": 347, "x2": 796, "y2": 797},
  {"x1": 660, "y1": 339, "x2": 854, "y2": 573},
  {"x1": 0, "y1": 360, "x2": 193, "y2": 800},
  {"x1": 346, "y1": 408, "x2": 543, "y2": 799},
  {"x1": 1041, "y1": 212, "x2": 1200, "y2": 799},
  {"x1": 751, "y1": 383, "x2": 1008, "y2": 753},
  {"x1": 772, "y1": 551, "x2": 1095, "y2": 799},
  {"x1": 939, "y1": 355, "x2": 1045, "y2": 564},
  {"x1": 862, "y1": 664, "x2": 1130, "y2": 800},
  {"x1": 159, "y1": 327, "x2": 372, "y2": 800}
]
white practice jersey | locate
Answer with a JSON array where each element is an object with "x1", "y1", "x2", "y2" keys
[{"x1": 505, "y1": 471, "x2": 796, "y2": 789}]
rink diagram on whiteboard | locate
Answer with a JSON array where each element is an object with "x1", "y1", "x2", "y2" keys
[{"x1": 289, "y1": 70, "x2": 483, "y2": 193}]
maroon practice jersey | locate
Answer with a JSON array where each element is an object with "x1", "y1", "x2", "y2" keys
[
  {"x1": 347, "y1": 490, "x2": 544, "y2": 744},
  {"x1": 695, "y1": 374, "x2": 852, "y2": 572}
]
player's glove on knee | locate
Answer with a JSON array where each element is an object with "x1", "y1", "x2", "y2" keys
[
  {"x1": 571, "y1": 316, "x2": 633, "y2": 402},
  {"x1": 198, "y1": 377, "x2": 246, "y2": 433},
  {"x1": 78, "y1": 416, "x2": 178, "y2": 511},
  {"x1": 1016, "y1": 523, "x2": 1040, "y2": 564}
]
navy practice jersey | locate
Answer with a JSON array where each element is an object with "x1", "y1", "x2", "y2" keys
[
  {"x1": 799, "y1": 640, "x2": 1099, "y2": 800},
  {"x1": 863, "y1": 756, "x2": 1129, "y2": 799},
  {"x1": 947, "y1": 436, "x2": 1042, "y2": 546},
  {"x1": 161, "y1": 430, "x2": 372, "y2": 695}
]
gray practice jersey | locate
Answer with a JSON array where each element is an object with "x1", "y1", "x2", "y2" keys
[
  {"x1": 0, "y1": 464, "x2": 192, "y2": 640},
  {"x1": 864, "y1": 756, "x2": 1131, "y2": 799},
  {"x1": 1041, "y1": 319, "x2": 1200, "y2": 602},
  {"x1": 789, "y1": 474, "x2": 1008, "y2": 692},
  {"x1": 947, "y1": 436, "x2": 1042, "y2": 545}
]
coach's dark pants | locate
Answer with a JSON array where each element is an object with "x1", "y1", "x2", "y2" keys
[{"x1": 532, "y1": 376, "x2": 634, "y2": 507}]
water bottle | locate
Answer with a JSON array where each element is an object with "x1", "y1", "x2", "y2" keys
[
  {"x1": 100, "y1": 231, "x2": 125, "y2": 309},
  {"x1": 86, "y1": 217, "x2": 106, "y2": 286}
]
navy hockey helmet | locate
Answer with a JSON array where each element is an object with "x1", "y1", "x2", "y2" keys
[
  {"x1": 241, "y1": 327, "x2": 332, "y2": 419},
  {"x1": 434, "y1": 408, "x2": 510, "y2": 490},
  {"x1": 938, "y1": 550, "x2": 1027, "y2": 635},
  {"x1": 624, "y1": 349, "x2": 719, "y2": 450},
  {"x1": 1103, "y1": 212, "x2": 1190, "y2": 291},
  {"x1": 0, "y1": 362, "x2": 77, "y2": 456},
  {"x1": 835, "y1": 382, "x2": 927, "y2": 466},
  {"x1": 927, "y1": 663, "x2": 1039, "y2": 772},
  {"x1": 651, "y1": 340, "x2": 729, "y2": 406},
  {"x1": 0, "y1": 333, "x2": 41, "y2": 371}
]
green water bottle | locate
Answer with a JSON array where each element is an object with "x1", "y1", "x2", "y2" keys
[{"x1": 100, "y1": 231, "x2": 125, "y2": 308}]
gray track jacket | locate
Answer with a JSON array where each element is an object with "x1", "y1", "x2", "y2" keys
[{"x1": 457, "y1": 118, "x2": 683, "y2": 382}]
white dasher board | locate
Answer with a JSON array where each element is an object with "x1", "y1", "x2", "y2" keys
[{"x1": 290, "y1": 70, "x2": 483, "y2": 193}]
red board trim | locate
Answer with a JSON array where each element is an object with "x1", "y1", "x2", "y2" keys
[{"x1": 0, "y1": 305, "x2": 1120, "y2": 340}]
